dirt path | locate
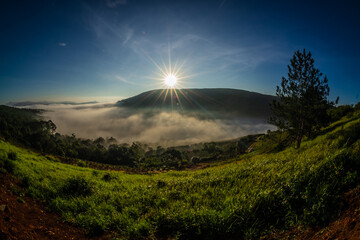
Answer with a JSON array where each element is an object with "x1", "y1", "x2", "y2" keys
[{"x1": 0, "y1": 172, "x2": 111, "y2": 240}]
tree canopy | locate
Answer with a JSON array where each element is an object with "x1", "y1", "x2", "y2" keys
[{"x1": 270, "y1": 49, "x2": 332, "y2": 148}]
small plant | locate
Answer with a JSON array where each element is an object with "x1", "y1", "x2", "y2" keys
[
  {"x1": 102, "y1": 173, "x2": 112, "y2": 182},
  {"x1": 21, "y1": 176, "x2": 30, "y2": 188},
  {"x1": 10, "y1": 186, "x2": 23, "y2": 197},
  {"x1": 157, "y1": 180, "x2": 166, "y2": 188},
  {"x1": 46, "y1": 155, "x2": 59, "y2": 162},
  {"x1": 3, "y1": 159, "x2": 15, "y2": 173},
  {"x1": 87, "y1": 220, "x2": 106, "y2": 236},
  {"x1": 77, "y1": 160, "x2": 87, "y2": 167},
  {"x1": 7, "y1": 151, "x2": 17, "y2": 160},
  {"x1": 60, "y1": 176, "x2": 93, "y2": 197}
]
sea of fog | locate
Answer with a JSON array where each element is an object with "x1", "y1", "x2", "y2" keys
[{"x1": 20, "y1": 103, "x2": 275, "y2": 146}]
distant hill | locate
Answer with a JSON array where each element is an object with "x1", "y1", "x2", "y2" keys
[
  {"x1": 6, "y1": 101, "x2": 98, "y2": 107},
  {"x1": 116, "y1": 88, "x2": 277, "y2": 119}
]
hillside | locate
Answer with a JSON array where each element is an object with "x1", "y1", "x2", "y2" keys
[
  {"x1": 0, "y1": 109, "x2": 360, "y2": 239},
  {"x1": 116, "y1": 88, "x2": 278, "y2": 119},
  {"x1": 6, "y1": 101, "x2": 98, "y2": 107}
]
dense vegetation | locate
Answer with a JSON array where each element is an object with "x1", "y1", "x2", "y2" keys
[
  {"x1": 270, "y1": 49, "x2": 334, "y2": 148},
  {"x1": 0, "y1": 105, "x2": 359, "y2": 239},
  {"x1": 0, "y1": 105, "x2": 256, "y2": 170}
]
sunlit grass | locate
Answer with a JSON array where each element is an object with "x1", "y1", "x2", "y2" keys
[{"x1": 0, "y1": 113, "x2": 359, "y2": 239}]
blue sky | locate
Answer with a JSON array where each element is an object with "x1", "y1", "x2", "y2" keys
[{"x1": 1, "y1": 0, "x2": 360, "y2": 104}]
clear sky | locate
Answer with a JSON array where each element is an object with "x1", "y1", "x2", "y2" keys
[{"x1": 1, "y1": 0, "x2": 360, "y2": 104}]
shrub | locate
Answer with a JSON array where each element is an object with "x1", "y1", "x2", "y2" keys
[
  {"x1": 102, "y1": 173, "x2": 112, "y2": 182},
  {"x1": 87, "y1": 221, "x2": 105, "y2": 236},
  {"x1": 60, "y1": 176, "x2": 93, "y2": 197},
  {"x1": 2, "y1": 159, "x2": 15, "y2": 173},
  {"x1": 7, "y1": 151, "x2": 17, "y2": 160},
  {"x1": 21, "y1": 176, "x2": 30, "y2": 188},
  {"x1": 157, "y1": 180, "x2": 166, "y2": 188},
  {"x1": 327, "y1": 105, "x2": 354, "y2": 122},
  {"x1": 331, "y1": 123, "x2": 360, "y2": 147},
  {"x1": 77, "y1": 160, "x2": 88, "y2": 167},
  {"x1": 355, "y1": 102, "x2": 360, "y2": 111},
  {"x1": 46, "y1": 156, "x2": 59, "y2": 162}
]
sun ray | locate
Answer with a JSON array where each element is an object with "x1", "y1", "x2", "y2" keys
[
  {"x1": 168, "y1": 40, "x2": 172, "y2": 75},
  {"x1": 153, "y1": 89, "x2": 168, "y2": 105},
  {"x1": 135, "y1": 41, "x2": 195, "y2": 111},
  {"x1": 163, "y1": 88, "x2": 170, "y2": 105},
  {"x1": 173, "y1": 88, "x2": 184, "y2": 111}
]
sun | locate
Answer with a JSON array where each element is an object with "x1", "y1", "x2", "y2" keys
[{"x1": 164, "y1": 74, "x2": 177, "y2": 88}]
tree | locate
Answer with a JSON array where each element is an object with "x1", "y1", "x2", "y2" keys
[
  {"x1": 94, "y1": 137, "x2": 105, "y2": 145},
  {"x1": 270, "y1": 49, "x2": 331, "y2": 148}
]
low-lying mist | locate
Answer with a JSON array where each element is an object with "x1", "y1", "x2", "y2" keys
[{"x1": 25, "y1": 103, "x2": 275, "y2": 146}]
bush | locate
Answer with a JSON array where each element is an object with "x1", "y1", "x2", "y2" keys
[
  {"x1": 0, "y1": 158, "x2": 15, "y2": 173},
  {"x1": 7, "y1": 151, "x2": 17, "y2": 160},
  {"x1": 77, "y1": 160, "x2": 88, "y2": 167},
  {"x1": 354, "y1": 102, "x2": 360, "y2": 111},
  {"x1": 157, "y1": 180, "x2": 166, "y2": 188},
  {"x1": 60, "y1": 176, "x2": 93, "y2": 197},
  {"x1": 327, "y1": 105, "x2": 354, "y2": 122},
  {"x1": 21, "y1": 176, "x2": 30, "y2": 188},
  {"x1": 329, "y1": 122, "x2": 360, "y2": 147},
  {"x1": 102, "y1": 173, "x2": 112, "y2": 182},
  {"x1": 281, "y1": 151, "x2": 360, "y2": 227}
]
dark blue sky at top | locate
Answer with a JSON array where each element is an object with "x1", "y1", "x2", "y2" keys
[{"x1": 0, "y1": 0, "x2": 359, "y2": 104}]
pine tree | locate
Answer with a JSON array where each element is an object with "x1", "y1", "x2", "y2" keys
[{"x1": 270, "y1": 49, "x2": 331, "y2": 148}]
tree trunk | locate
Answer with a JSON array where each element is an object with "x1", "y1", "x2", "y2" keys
[
  {"x1": 296, "y1": 136, "x2": 301, "y2": 148},
  {"x1": 296, "y1": 119, "x2": 304, "y2": 148}
]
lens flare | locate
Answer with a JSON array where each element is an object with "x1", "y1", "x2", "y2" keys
[
  {"x1": 138, "y1": 41, "x2": 199, "y2": 111},
  {"x1": 164, "y1": 74, "x2": 177, "y2": 88}
]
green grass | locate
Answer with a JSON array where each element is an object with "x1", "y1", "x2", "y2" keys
[{"x1": 0, "y1": 114, "x2": 360, "y2": 239}]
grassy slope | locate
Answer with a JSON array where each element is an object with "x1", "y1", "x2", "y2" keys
[{"x1": 0, "y1": 113, "x2": 360, "y2": 239}]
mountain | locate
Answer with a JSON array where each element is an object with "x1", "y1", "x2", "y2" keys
[
  {"x1": 116, "y1": 88, "x2": 277, "y2": 119},
  {"x1": 6, "y1": 101, "x2": 98, "y2": 107}
]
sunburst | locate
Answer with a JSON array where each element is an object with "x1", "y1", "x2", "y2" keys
[
  {"x1": 164, "y1": 74, "x2": 177, "y2": 88},
  {"x1": 138, "y1": 43, "x2": 198, "y2": 110}
]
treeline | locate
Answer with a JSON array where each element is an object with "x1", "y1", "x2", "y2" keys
[
  {"x1": 2, "y1": 102, "x2": 357, "y2": 170},
  {"x1": 327, "y1": 102, "x2": 360, "y2": 122},
  {"x1": 0, "y1": 105, "x2": 254, "y2": 170},
  {"x1": 260, "y1": 102, "x2": 360, "y2": 153}
]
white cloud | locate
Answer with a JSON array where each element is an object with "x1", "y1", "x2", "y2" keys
[
  {"x1": 123, "y1": 26, "x2": 134, "y2": 45},
  {"x1": 58, "y1": 42, "x2": 67, "y2": 47},
  {"x1": 115, "y1": 75, "x2": 137, "y2": 85},
  {"x1": 86, "y1": 11, "x2": 134, "y2": 47},
  {"x1": 25, "y1": 103, "x2": 275, "y2": 147}
]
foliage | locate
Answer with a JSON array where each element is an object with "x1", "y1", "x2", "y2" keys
[
  {"x1": 0, "y1": 157, "x2": 15, "y2": 174},
  {"x1": 355, "y1": 102, "x2": 360, "y2": 111},
  {"x1": 0, "y1": 149, "x2": 15, "y2": 173},
  {"x1": 327, "y1": 104, "x2": 354, "y2": 122},
  {"x1": 256, "y1": 130, "x2": 292, "y2": 153},
  {"x1": 60, "y1": 176, "x2": 94, "y2": 197},
  {"x1": 0, "y1": 105, "x2": 56, "y2": 152},
  {"x1": 1, "y1": 111, "x2": 360, "y2": 239},
  {"x1": 7, "y1": 151, "x2": 17, "y2": 160},
  {"x1": 270, "y1": 49, "x2": 332, "y2": 148},
  {"x1": 0, "y1": 105, "x2": 256, "y2": 170}
]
